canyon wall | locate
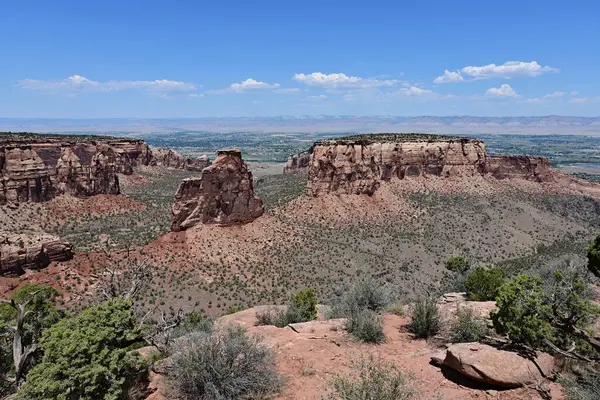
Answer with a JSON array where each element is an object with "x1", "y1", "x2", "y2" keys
[
  {"x1": 0, "y1": 137, "x2": 154, "y2": 204},
  {"x1": 153, "y1": 148, "x2": 211, "y2": 171},
  {"x1": 303, "y1": 135, "x2": 555, "y2": 196},
  {"x1": 283, "y1": 150, "x2": 311, "y2": 174},
  {"x1": 484, "y1": 156, "x2": 553, "y2": 182},
  {"x1": 307, "y1": 137, "x2": 487, "y2": 196},
  {"x1": 171, "y1": 149, "x2": 263, "y2": 231}
]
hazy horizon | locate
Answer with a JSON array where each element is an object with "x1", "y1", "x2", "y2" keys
[{"x1": 2, "y1": 115, "x2": 600, "y2": 135}]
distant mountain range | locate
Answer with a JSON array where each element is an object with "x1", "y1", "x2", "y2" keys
[{"x1": 1, "y1": 116, "x2": 600, "y2": 135}]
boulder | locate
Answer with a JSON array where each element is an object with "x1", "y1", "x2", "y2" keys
[
  {"x1": 171, "y1": 149, "x2": 263, "y2": 230},
  {"x1": 439, "y1": 342, "x2": 555, "y2": 388}
]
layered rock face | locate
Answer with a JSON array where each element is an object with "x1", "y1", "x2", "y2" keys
[
  {"x1": 308, "y1": 136, "x2": 487, "y2": 196},
  {"x1": 283, "y1": 150, "x2": 311, "y2": 174},
  {"x1": 153, "y1": 148, "x2": 211, "y2": 171},
  {"x1": 485, "y1": 155, "x2": 553, "y2": 182},
  {"x1": 0, "y1": 137, "x2": 154, "y2": 204},
  {"x1": 171, "y1": 149, "x2": 264, "y2": 231},
  {"x1": 303, "y1": 134, "x2": 556, "y2": 196},
  {"x1": 0, "y1": 231, "x2": 73, "y2": 276},
  {"x1": 108, "y1": 140, "x2": 154, "y2": 172}
]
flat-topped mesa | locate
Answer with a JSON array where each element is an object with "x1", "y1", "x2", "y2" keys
[
  {"x1": 0, "y1": 133, "x2": 177, "y2": 204},
  {"x1": 171, "y1": 149, "x2": 264, "y2": 231},
  {"x1": 152, "y1": 148, "x2": 212, "y2": 171},
  {"x1": 303, "y1": 133, "x2": 556, "y2": 196},
  {"x1": 308, "y1": 134, "x2": 487, "y2": 196}
]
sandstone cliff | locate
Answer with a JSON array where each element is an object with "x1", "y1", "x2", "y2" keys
[
  {"x1": 153, "y1": 148, "x2": 211, "y2": 171},
  {"x1": 307, "y1": 135, "x2": 487, "y2": 196},
  {"x1": 171, "y1": 149, "x2": 263, "y2": 231},
  {"x1": 0, "y1": 135, "x2": 155, "y2": 204},
  {"x1": 301, "y1": 134, "x2": 556, "y2": 196},
  {"x1": 484, "y1": 155, "x2": 553, "y2": 182},
  {"x1": 0, "y1": 231, "x2": 73, "y2": 276},
  {"x1": 283, "y1": 150, "x2": 311, "y2": 174}
]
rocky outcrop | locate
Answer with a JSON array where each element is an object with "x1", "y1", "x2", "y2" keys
[
  {"x1": 153, "y1": 148, "x2": 211, "y2": 171},
  {"x1": 484, "y1": 156, "x2": 553, "y2": 182},
  {"x1": 436, "y1": 343, "x2": 555, "y2": 388},
  {"x1": 308, "y1": 135, "x2": 487, "y2": 196},
  {"x1": 0, "y1": 231, "x2": 73, "y2": 276},
  {"x1": 284, "y1": 150, "x2": 311, "y2": 174},
  {"x1": 0, "y1": 136, "x2": 156, "y2": 204},
  {"x1": 302, "y1": 134, "x2": 557, "y2": 196},
  {"x1": 108, "y1": 140, "x2": 154, "y2": 172},
  {"x1": 171, "y1": 149, "x2": 263, "y2": 231}
]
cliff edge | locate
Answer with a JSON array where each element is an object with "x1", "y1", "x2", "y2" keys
[{"x1": 284, "y1": 134, "x2": 555, "y2": 197}]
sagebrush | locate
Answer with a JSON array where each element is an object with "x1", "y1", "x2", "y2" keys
[{"x1": 169, "y1": 325, "x2": 281, "y2": 400}]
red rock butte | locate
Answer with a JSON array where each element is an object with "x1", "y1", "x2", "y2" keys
[
  {"x1": 171, "y1": 149, "x2": 264, "y2": 231},
  {"x1": 283, "y1": 133, "x2": 553, "y2": 196}
]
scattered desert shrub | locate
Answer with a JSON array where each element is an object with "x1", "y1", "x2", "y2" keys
[
  {"x1": 450, "y1": 307, "x2": 488, "y2": 343},
  {"x1": 387, "y1": 301, "x2": 408, "y2": 316},
  {"x1": 290, "y1": 288, "x2": 318, "y2": 321},
  {"x1": 327, "y1": 278, "x2": 392, "y2": 342},
  {"x1": 407, "y1": 297, "x2": 442, "y2": 339},
  {"x1": 491, "y1": 274, "x2": 554, "y2": 348},
  {"x1": 560, "y1": 365, "x2": 600, "y2": 400},
  {"x1": 464, "y1": 266, "x2": 506, "y2": 301},
  {"x1": 492, "y1": 270, "x2": 600, "y2": 353},
  {"x1": 345, "y1": 309, "x2": 386, "y2": 344},
  {"x1": 222, "y1": 305, "x2": 245, "y2": 316},
  {"x1": 255, "y1": 288, "x2": 318, "y2": 328},
  {"x1": 445, "y1": 256, "x2": 470, "y2": 274},
  {"x1": 328, "y1": 277, "x2": 391, "y2": 318},
  {"x1": 329, "y1": 354, "x2": 415, "y2": 400},
  {"x1": 169, "y1": 325, "x2": 281, "y2": 400}
]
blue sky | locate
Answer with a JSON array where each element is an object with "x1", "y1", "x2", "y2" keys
[{"x1": 1, "y1": 0, "x2": 599, "y2": 118}]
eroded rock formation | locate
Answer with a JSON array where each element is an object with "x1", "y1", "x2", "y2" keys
[
  {"x1": 308, "y1": 135, "x2": 487, "y2": 196},
  {"x1": 283, "y1": 150, "x2": 311, "y2": 174},
  {"x1": 301, "y1": 134, "x2": 556, "y2": 196},
  {"x1": 485, "y1": 155, "x2": 553, "y2": 182},
  {"x1": 171, "y1": 149, "x2": 263, "y2": 231},
  {"x1": 0, "y1": 135, "x2": 156, "y2": 204},
  {"x1": 0, "y1": 231, "x2": 73, "y2": 276},
  {"x1": 153, "y1": 148, "x2": 211, "y2": 171}
]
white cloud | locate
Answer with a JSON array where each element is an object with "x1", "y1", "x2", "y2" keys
[
  {"x1": 433, "y1": 70, "x2": 464, "y2": 84},
  {"x1": 274, "y1": 88, "x2": 300, "y2": 94},
  {"x1": 19, "y1": 75, "x2": 197, "y2": 93},
  {"x1": 570, "y1": 97, "x2": 589, "y2": 104},
  {"x1": 306, "y1": 94, "x2": 327, "y2": 100},
  {"x1": 294, "y1": 72, "x2": 399, "y2": 89},
  {"x1": 230, "y1": 78, "x2": 279, "y2": 91},
  {"x1": 486, "y1": 84, "x2": 519, "y2": 98},
  {"x1": 433, "y1": 61, "x2": 558, "y2": 84},
  {"x1": 524, "y1": 91, "x2": 565, "y2": 103},
  {"x1": 463, "y1": 61, "x2": 558, "y2": 79},
  {"x1": 208, "y1": 78, "x2": 280, "y2": 94},
  {"x1": 343, "y1": 94, "x2": 356, "y2": 101},
  {"x1": 187, "y1": 93, "x2": 204, "y2": 98},
  {"x1": 396, "y1": 87, "x2": 432, "y2": 96}
]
